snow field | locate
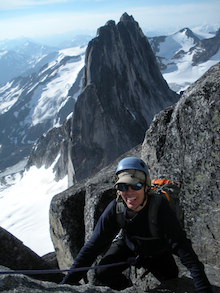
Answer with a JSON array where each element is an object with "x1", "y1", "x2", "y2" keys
[{"x1": 0, "y1": 157, "x2": 68, "y2": 256}]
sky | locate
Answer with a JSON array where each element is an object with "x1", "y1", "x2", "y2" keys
[{"x1": 0, "y1": 0, "x2": 220, "y2": 41}]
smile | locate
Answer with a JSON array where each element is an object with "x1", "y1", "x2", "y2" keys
[{"x1": 127, "y1": 197, "x2": 137, "y2": 202}]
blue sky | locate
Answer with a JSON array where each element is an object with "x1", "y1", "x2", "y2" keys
[{"x1": 0, "y1": 0, "x2": 219, "y2": 41}]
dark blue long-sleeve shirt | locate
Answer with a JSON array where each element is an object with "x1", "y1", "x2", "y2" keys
[{"x1": 61, "y1": 196, "x2": 213, "y2": 292}]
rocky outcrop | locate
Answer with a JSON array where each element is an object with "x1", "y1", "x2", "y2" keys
[
  {"x1": 27, "y1": 13, "x2": 179, "y2": 184},
  {"x1": 192, "y1": 28, "x2": 220, "y2": 65},
  {"x1": 141, "y1": 62, "x2": 220, "y2": 266},
  {"x1": 0, "y1": 227, "x2": 64, "y2": 283},
  {"x1": 1, "y1": 263, "x2": 220, "y2": 293},
  {"x1": 26, "y1": 120, "x2": 71, "y2": 181}
]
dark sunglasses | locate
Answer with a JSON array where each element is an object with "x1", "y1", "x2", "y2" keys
[{"x1": 117, "y1": 182, "x2": 144, "y2": 192}]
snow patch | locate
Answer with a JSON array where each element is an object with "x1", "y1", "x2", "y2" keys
[
  {"x1": 0, "y1": 82, "x2": 23, "y2": 114},
  {"x1": 0, "y1": 50, "x2": 7, "y2": 58},
  {"x1": 126, "y1": 107, "x2": 136, "y2": 120},
  {"x1": 66, "y1": 112, "x2": 73, "y2": 121},
  {"x1": 0, "y1": 156, "x2": 68, "y2": 256},
  {"x1": 25, "y1": 55, "x2": 85, "y2": 127},
  {"x1": 163, "y1": 47, "x2": 220, "y2": 93}
]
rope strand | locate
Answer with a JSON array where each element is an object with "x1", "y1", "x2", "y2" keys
[{"x1": 0, "y1": 257, "x2": 138, "y2": 276}]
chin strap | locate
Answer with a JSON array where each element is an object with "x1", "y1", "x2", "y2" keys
[
  {"x1": 140, "y1": 192, "x2": 147, "y2": 206},
  {"x1": 140, "y1": 175, "x2": 148, "y2": 207},
  {"x1": 127, "y1": 191, "x2": 148, "y2": 211}
]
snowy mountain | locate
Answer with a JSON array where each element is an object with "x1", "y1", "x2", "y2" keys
[
  {"x1": 144, "y1": 22, "x2": 220, "y2": 38},
  {"x1": 192, "y1": 22, "x2": 220, "y2": 38},
  {"x1": 0, "y1": 35, "x2": 92, "y2": 85},
  {"x1": 57, "y1": 34, "x2": 93, "y2": 50},
  {"x1": 0, "y1": 38, "x2": 58, "y2": 85},
  {"x1": 149, "y1": 27, "x2": 220, "y2": 92},
  {"x1": 0, "y1": 46, "x2": 86, "y2": 172},
  {"x1": 32, "y1": 31, "x2": 94, "y2": 48}
]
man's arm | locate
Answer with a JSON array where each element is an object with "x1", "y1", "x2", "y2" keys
[
  {"x1": 61, "y1": 199, "x2": 120, "y2": 285},
  {"x1": 158, "y1": 199, "x2": 213, "y2": 293}
]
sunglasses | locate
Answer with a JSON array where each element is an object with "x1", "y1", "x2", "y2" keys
[{"x1": 117, "y1": 182, "x2": 144, "y2": 192}]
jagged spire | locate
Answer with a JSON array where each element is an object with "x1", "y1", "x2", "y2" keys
[{"x1": 71, "y1": 13, "x2": 179, "y2": 181}]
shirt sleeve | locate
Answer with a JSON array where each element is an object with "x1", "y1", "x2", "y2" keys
[
  {"x1": 158, "y1": 198, "x2": 213, "y2": 293},
  {"x1": 61, "y1": 199, "x2": 120, "y2": 285}
]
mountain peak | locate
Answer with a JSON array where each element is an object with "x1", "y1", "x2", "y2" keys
[
  {"x1": 120, "y1": 12, "x2": 135, "y2": 22},
  {"x1": 67, "y1": 13, "x2": 179, "y2": 181},
  {"x1": 104, "y1": 20, "x2": 115, "y2": 27},
  {"x1": 179, "y1": 27, "x2": 200, "y2": 41}
]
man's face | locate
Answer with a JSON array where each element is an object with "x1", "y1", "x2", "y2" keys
[{"x1": 120, "y1": 183, "x2": 148, "y2": 212}]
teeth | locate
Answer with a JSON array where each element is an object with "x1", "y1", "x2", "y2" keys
[{"x1": 127, "y1": 197, "x2": 137, "y2": 201}]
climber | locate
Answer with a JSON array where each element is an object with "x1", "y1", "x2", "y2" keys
[{"x1": 60, "y1": 156, "x2": 213, "y2": 293}]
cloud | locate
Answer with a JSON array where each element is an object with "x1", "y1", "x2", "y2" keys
[
  {"x1": 0, "y1": 0, "x2": 72, "y2": 10},
  {"x1": 0, "y1": 1, "x2": 219, "y2": 40},
  {"x1": 0, "y1": 10, "x2": 115, "y2": 39},
  {"x1": 129, "y1": 3, "x2": 220, "y2": 29}
]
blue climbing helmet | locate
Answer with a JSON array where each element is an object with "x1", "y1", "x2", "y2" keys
[{"x1": 115, "y1": 157, "x2": 151, "y2": 187}]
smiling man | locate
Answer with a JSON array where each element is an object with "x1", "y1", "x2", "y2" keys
[
  {"x1": 120, "y1": 180, "x2": 147, "y2": 211},
  {"x1": 61, "y1": 157, "x2": 213, "y2": 293}
]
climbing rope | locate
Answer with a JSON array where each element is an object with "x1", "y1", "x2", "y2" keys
[{"x1": 0, "y1": 255, "x2": 140, "y2": 280}]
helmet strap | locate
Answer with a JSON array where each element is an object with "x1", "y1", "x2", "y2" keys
[
  {"x1": 140, "y1": 174, "x2": 148, "y2": 206},
  {"x1": 140, "y1": 193, "x2": 147, "y2": 206}
]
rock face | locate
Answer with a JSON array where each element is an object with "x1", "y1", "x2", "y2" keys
[
  {"x1": 1, "y1": 263, "x2": 220, "y2": 293},
  {"x1": 49, "y1": 63, "x2": 220, "y2": 291},
  {"x1": 141, "y1": 62, "x2": 220, "y2": 266},
  {"x1": 0, "y1": 227, "x2": 64, "y2": 283},
  {"x1": 27, "y1": 13, "x2": 179, "y2": 184},
  {"x1": 26, "y1": 120, "x2": 71, "y2": 181},
  {"x1": 192, "y1": 28, "x2": 220, "y2": 65}
]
